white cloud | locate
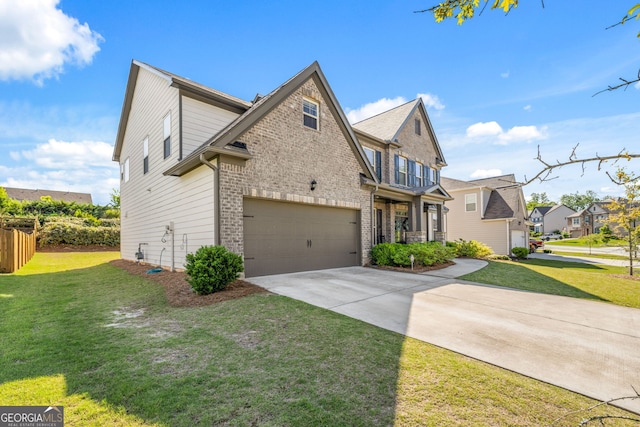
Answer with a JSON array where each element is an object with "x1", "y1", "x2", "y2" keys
[
  {"x1": 635, "y1": 81, "x2": 640, "y2": 90},
  {"x1": 2, "y1": 139, "x2": 118, "y2": 205},
  {"x1": 0, "y1": 0, "x2": 103, "y2": 84},
  {"x1": 417, "y1": 93, "x2": 445, "y2": 111},
  {"x1": 346, "y1": 92, "x2": 445, "y2": 123},
  {"x1": 466, "y1": 121, "x2": 503, "y2": 138},
  {"x1": 465, "y1": 121, "x2": 547, "y2": 144},
  {"x1": 524, "y1": 105, "x2": 532, "y2": 111},
  {"x1": 501, "y1": 70, "x2": 510, "y2": 78},
  {"x1": 346, "y1": 96, "x2": 406, "y2": 123},
  {"x1": 470, "y1": 169, "x2": 503, "y2": 179}
]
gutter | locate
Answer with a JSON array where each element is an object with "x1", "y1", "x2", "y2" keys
[{"x1": 199, "y1": 152, "x2": 221, "y2": 246}]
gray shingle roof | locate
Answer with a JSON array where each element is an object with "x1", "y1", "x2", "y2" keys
[
  {"x1": 484, "y1": 186, "x2": 520, "y2": 220},
  {"x1": 351, "y1": 99, "x2": 420, "y2": 141},
  {"x1": 3, "y1": 187, "x2": 93, "y2": 204}
]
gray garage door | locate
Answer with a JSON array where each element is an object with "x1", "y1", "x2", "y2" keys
[{"x1": 243, "y1": 198, "x2": 360, "y2": 277}]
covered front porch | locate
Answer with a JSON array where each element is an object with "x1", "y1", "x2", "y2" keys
[{"x1": 371, "y1": 183, "x2": 452, "y2": 245}]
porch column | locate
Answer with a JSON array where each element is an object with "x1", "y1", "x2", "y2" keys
[{"x1": 406, "y1": 197, "x2": 427, "y2": 243}]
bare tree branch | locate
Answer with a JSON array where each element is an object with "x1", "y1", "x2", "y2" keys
[
  {"x1": 593, "y1": 69, "x2": 640, "y2": 96},
  {"x1": 553, "y1": 386, "x2": 640, "y2": 425},
  {"x1": 523, "y1": 145, "x2": 640, "y2": 186}
]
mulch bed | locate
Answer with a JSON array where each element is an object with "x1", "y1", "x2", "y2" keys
[{"x1": 109, "y1": 259, "x2": 269, "y2": 307}]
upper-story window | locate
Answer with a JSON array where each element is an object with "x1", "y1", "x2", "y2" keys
[
  {"x1": 425, "y1": 166, "x2": 432, "y2": 185},
  {"x1": 163, "y1": 113, "x2": 171, "y2": 159},
  {"x1": 122, "y1": 158, "x2": 130, "y2": 183},
  {"x1": 143, "y1": 137, "x2": 149, "y2": 174},
  {"x1": 303, "y1": 98, "x2": 319, "y2": 130},
  {"x1": 572, "y1": 217, "x2": 580, "y2": 226},
  {"x1": 465, "y1": 193, "x2": 477, "y2": 212},
  {"x1": 364, "y1": 147, "x2": 382, "y2": 180},
  {"x1": 415, "y1": 162, "x2": 423, "y2": 186},
  {"x1": 415, "y1": 119, "x2": 421, "y2": 135},
  {"x1": 397, "y1": 156, "x2": 407, "y2": 186}
]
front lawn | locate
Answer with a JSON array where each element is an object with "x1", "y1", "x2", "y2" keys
[
  {"x1": 462, "y1": 259, "x2": 640, "y2": 308},
  {"x1": 545, "y1": 238, "x2": 627, "y2": 247},
  {"x1": 0, "y1": 252, "x2": 636, "y2": 425}
]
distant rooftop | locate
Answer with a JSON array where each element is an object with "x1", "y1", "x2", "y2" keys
[{"x1": 3, "y1": 187, "x2": 93, "y2": 204}]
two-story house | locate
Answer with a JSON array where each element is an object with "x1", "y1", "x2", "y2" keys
[
  {"x1": 567, "y1": 200, "x2": 615, "y2": 237},
  {"x1": 440, "y1": 175, "x2": 530, "y2": 255},
  {"x1": 529, "y1": 204, "x2": 575, "y2": 234},
  {"x1": 351, "y1": 99, "x2": 452, "y2": 245},
  {"x1": 112, "y1": 60, "x2": 451, "y2": 277}
]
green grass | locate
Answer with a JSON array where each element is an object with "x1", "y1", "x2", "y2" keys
[
  {"x1": 462, "y1": 259, "x2": 640, "y2": 308},
  {"x1": 545, "y1": 238, "x2": 627, "y2": 247},
  {"x1": 1, "y1": 252, "x2": 637, "y2": 425},
  {"x1": 551, "y1": 250, "x2": 630, "y2": 261}
]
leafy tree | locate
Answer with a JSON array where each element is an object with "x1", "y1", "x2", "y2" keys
[
  {"x1": 526, "y1": 192, "x2": 554, "y2": 210},
  {"x1": 109, "y1": 188, "x2": 120, "y2": 210},
  {"x1": 560, "y1": 190, "x2": 600, "y2": 212},
  {"x1": 605, "y1": 168, "x2": 640, "y2": 276}
]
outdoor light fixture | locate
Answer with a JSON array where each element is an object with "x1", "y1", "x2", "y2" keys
[{"x1": 310, "y1": 180, "x2": 317, "y2": 191}]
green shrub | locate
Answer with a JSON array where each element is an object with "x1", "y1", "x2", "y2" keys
[
  {"x1": 185, "y1": 246, "x2": 244, "y2": 295},
  {"x1": 38, "y1": 217, "x2": 120, "y2": 246},
  {"x1": 543, "y1": 249, "x2": 552, "y2": 253},
  {"x1": 451, "y1": 239, "x2": 494, "y2": 259},
  {"x1": 511, "y1": 247, "x2": 529, "y2": 259},
  {"x1": 488, "y1": 254, "x2": 511, "y2": 260},
  {"x1": 370, "y1": 242, "x2": 455, "y2": 268}
]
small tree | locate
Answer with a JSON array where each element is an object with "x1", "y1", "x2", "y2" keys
[
  {"x1": 605, "y1": 168, "x2": 640, "y2": 276},
  {"x1": 579, "y1": 234, "x2": 603, "y2": 255}
]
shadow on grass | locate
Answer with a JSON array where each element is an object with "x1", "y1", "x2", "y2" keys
[
  {"x1": 0, "y1": 261, "x2": 404, "y2": 426},
  {"x1": 461, "y1": 260, "x2": 608, "y2": 302},
  {"x1": 523, "y1": 258, "x2": 606, "y2": 270}
]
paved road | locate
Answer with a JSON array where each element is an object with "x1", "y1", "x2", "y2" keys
[
  {"x1": 249, "y1": 261, "x2": 640, "y2": 414},
  {"x1": 545, "y1": 243, "x2": 630, "y2": 256}
]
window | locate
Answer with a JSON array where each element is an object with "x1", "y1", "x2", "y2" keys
[
  {"x1": 303, "y1": 98, "x2": 319, "y2": 130},
  {"x1": 415, "y1": 162, "x2": 423, "y2": 186},
  {"x1": 363, "y1": 147, "x2": 382, "y2": 180},
  {"x1": 398, "y1": 156, "x2": 407, "y2": 186},
  {"x1": 434, "y1": 168, "x2": 440, "y2": 184},
  {"x1": 425, "y1": 166, "x2": 432, "y2": 185},
  {"x1": 163, "y1": 113, "x2": 171, "y2": 158},
  {"x1": 465, "y1": 194, "x2": 477, "y2": 212},
  {"x1": 415, "y1": 119, "x2": 421, "y2": 135},
  {"x1": 123, "y1": 158, "x2": 130, "y2": 183},
  {"x1": 143, "y1": 137, "x2": 149, "y2": 174},
  {"x1": 572, "y1": 218, "x2": 580, "y2": 226}
]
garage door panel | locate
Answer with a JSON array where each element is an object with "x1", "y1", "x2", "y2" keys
[{"x1": 243, "y1": 199, "x2": 359, "y2": 277}]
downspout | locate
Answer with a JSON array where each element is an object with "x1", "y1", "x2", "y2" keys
[{"x1": 199, "y1": 153, "x2": 221, "y2": 246}]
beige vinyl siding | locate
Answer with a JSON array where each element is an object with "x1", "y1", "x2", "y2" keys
[
  {"x1": 446, "y1": 188, "x2": 510, "y2": 254},
  {"x1": 181, "y1": 97, "x2": 240, "y2": 158},
  {"x1": 119, "y1": 68, "x2": 216, "y2": 269}
]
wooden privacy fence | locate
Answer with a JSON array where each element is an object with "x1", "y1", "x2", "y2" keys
[{"x1": 0, "y1": 228, "x2": 37, "y2": 273}]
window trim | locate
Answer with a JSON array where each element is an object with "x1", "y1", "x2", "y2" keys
[
  {"x1": 398, "y1": 156, "x2": 408, "y2": 186},
  {"x1": 143, "y1": 137, "x2": 149, "y2": 174},
  {"x1": 303, "y1": 97, "x2": 319, "y2": 130},
  {"x1": 123, "y1": 158, "x2": 130, "y2": 183},
  {"x1": 465, "y1": 193, "x2": 477, "y2": 212},
  {"x1": 163, "y1": 112, "x2": 171, "y2": 159}
]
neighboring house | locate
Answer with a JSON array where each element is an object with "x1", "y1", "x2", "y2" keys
[
  {"x1": 529, "y1": 204, "x2": 575, "y2": 234},
  {"x1": 351, "y1": 99, "x2": 452, "y2": 245},
  {"x1": 440, "y1": 175, "x2": 530, "y2": 255},
  {"x1": 3, "y1": 187, "x2": 93, "y2": 204},
  {"x1": 567, "y1": 200, "x2": 615, "y2": 237},
  {"x1": 112, "y1": 60, "x2": 450, "y2": 277}
]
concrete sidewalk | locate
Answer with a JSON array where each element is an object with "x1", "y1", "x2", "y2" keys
[{"x1": 249, "y1": 262, "x2": 640, "y2": 414}]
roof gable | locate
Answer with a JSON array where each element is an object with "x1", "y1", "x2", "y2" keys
[
  {"x1": 352, "y1": 98, "x2": 446, "y2": 166},
  {"x1": 113, "y1": 60, "x2": 252, "y2": 162},
  {"x1": 163, "y1": 61, "x2": 376, "y2": 180}
]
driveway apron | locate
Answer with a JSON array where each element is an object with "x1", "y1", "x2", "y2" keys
[{"x1": 248, "y1": 262, "x2": 640, "y2": 414}]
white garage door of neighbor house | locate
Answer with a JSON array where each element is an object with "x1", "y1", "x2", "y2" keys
[
  {"x1": 243, "y1": 198, "x2": 360, "y2": 277},
  {"x1": 511, "y1": 230, "x2": 526, "y2": 251}
]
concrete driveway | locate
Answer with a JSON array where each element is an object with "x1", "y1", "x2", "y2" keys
[{"x1": 248, "y1": 261, "x2": 640, "y2": 414}]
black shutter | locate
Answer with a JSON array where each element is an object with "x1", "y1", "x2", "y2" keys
[
  {"x1": 408, "y1": 160, "x2": 416, "y2": 187},
  {"x1": 375, "y1": 151, "x2": 382, "y2": 181},
  {"x1": 394, "y1": 154, "x2": 400, "y2": 184}
]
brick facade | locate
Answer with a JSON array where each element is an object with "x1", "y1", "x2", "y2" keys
[{"x1": 219, "y1": 79, "x2": 372, "y2": 264}]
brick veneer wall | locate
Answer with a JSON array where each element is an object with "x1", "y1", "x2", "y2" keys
[{"x1": 218, "y1": 78, "x2": 372, "y2": 264}]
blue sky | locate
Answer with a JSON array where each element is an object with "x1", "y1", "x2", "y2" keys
[{"x1": 1, "y1": 0, "x2": 639, "y2": 206}]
